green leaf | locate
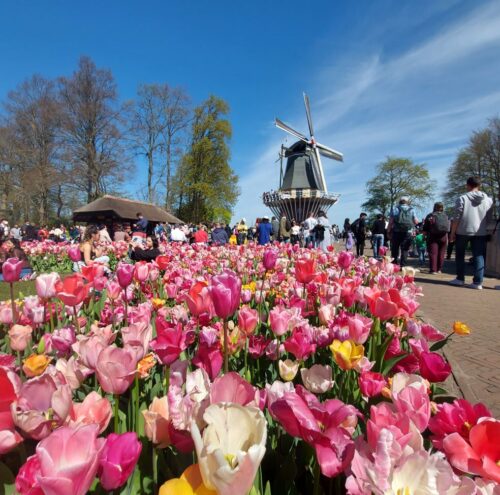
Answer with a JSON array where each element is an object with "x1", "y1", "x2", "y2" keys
[
  {"x1": 0, "y1": 462, "x2": 15, "y2": 495},
  {"x1": 264, "y1": 481, "x2": 272, "y2": 495},
  {"x1": 382, "y1": 354, "x2": 408, "y2": 375},
  {"x1": 429, "y1": 339, "x2": 448, "y2": 352}
]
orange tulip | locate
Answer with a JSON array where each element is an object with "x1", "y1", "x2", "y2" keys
[
  {"x1": 453, "y1": 321, "x2": 470, "y2": 336},
  {"x1": 23, "y1": 354, "x2": 51, "y2": 377},
  {"x1": 159, "y1": 464, "x2": 216, "y2": 495}
]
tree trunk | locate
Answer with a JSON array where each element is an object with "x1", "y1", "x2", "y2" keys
[
  {"x1": 165, "y1": 136, "x2": 172, "y2": 210},
  {"x1": 148, "y1": 152, "x2": 154, "y2": 203}
]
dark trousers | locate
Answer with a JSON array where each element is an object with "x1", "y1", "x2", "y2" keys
[
  {"x1": 427, "y1": 234, "x2": 448, "y2": 272},
  {"x1": 455, "y1": 234, "x2": 487, "y2": 285},
  {"x1": 446, "y1": 241, "x2": 455, "y2": 259},
  {"x1": 391, "y1": 231, "x2": 412, "y2": 267},
  {"x1": 355, "y1": 235, "x2": 365, "y2": 256}
]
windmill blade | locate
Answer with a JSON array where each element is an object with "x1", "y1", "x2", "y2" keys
[
  {"x1": 316, "y1": 142, "x2": 344, "y2": 162},
  {"x1": 275, "y1": 118, "x2": 309, "y2": 143},
  {"x1": 313, "y1": 146, "x2": 328, "y2": 193},
  {"x1": 303, "y1": 93, "x2": 314, "y2": 138}
]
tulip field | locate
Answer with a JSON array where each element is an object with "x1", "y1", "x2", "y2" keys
[{"x1": 1, "y1": 242, "x2": 499, "y2": 494}]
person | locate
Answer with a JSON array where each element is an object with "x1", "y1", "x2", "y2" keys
[
  {"x1": 77, "y1": 224, "x2": 110, "y2": 270},
  {"x1": 9, "y1": 224, "x2": 22, "y2": 242},
  {"x1": 290, "y1": 220, "x2": 301, "y2": 245},
  {"x1": 303, "y1": 212, "x2": 317, "y2": 248},
  {"x1": 449, "y1": 176, "x2": 493, "y2": 289},
  {"x1": 0, "y1": 219, "x2": 9, "y2": 240},
  {"x1": 257, "y1": 216, "x2": 272, "y2": 245},
  {"x1": 423, "y1": 202, "x2": 450, "y2": 274},
  {"x1": 316, "y1": 210, "x2": 331, "y2": 252},
  {"x1": 387, "y1": 197, "x2": 419, "y2": 267},
  {"x1": 130, "y1": 236, "x2": 161, "y2": 262},
  {"x1": 279, "y1": 215, "x2": 291, "y2": 243},
  {"x1": 343, "y1": 218, "x2": 351, "y2": 240},
  {"x1": 371, "y1": 214, "x2": 386, "y2": 258},
  {"x1": 99, "y1": 225, "x2": 112, "y2": 243},
  {"x1": 0, "y1": 239, "x2": 32, "y2": 279},
  {"x1": 414, "y1": 227, "x2": 426, "y2": 266},
  {"x1": 193, "y1": 225, "x2": 209, "y2": 244},
  {"x1": 345, "y1": 231, "x2": 354, "y2": 251},
  {"x1": 22, "y1": 221, "x2": 36, "y2": 241},
  {"x1": 170, "y1": 225, "x2": 188, "y2": 242},
  {"x1": 351, "y1": 213, "x2": 368, "y2": 257},
  {"x1": 236, "y1": 219, "x2": 248, "y2": 245},
  {"x1": 222, "y1": 222, "x2": 232, "y2": 240},
  {"x1": 38, "y1": 226, "x2": 49, "y2": 241},
  {"x1": 211, "y1": 223, "x2": 229, "y2": 245},
  {"x1": 69, "y1": 225, "x2": 81, "y2": 242},
  {"x1": 271, "y1": 216, "x2": 280, "y2": 241},
  {"x1": 154, "y1": 222, "x2": 166, "y2": 241},
  {"x1": 113, "y1": 224, "x2": 130, "y2": 242},
  {"x1": 135, "y1": 212, "x2": 148, "y2": 233}
]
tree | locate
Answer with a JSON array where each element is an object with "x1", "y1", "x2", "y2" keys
[
  {"x1": 172, "y1": 96, "x2": 239, "y2": 223},
  {"x1": 58, "y1": 56, "x2": 130, "y2": 202},
  {"x1": 444, "y1": 119, "x2": 500, "y2": 217},
  {"x1": 362, "y1": 157, "x2": 435, "y2": 216},
  {"x1": 0, "y1": 75, "x2": 62, "y2": 224}
]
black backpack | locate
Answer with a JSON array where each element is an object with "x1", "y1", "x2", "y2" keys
[
  {"x1": 429, "y1": 212, "x2": 450, "y2": 235},
  {"x1": 393, "y1": 207, "x2": 414, "y2": 232}
]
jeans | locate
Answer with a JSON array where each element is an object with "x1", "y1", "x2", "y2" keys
[
  {"x1": 455, "y1": 234, "x2": 487, "y2": 285},
  {"x1": 391, "y1": 231, "x2": 413, "y2": 267},
  {"x1": 417, "y1": 247, "x2": 426, "y2": 264},
  {"x1": 372, "y1": 234, "x2": 384, "y2": 258},
  {"x1": 305, "y1": 235, "x2": 315, "y2": 248}
]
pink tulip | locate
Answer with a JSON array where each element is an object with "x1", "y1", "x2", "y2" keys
[
  {"x1": 55, "y1": 356, "x2": 92, "y2": 390},
  {"x1": 35, "y1": 272, "x2": 60, "y2": 299},
  {"x1": 337, "y1": 251, "x2": 355, "y2": 270},
  {"x1": 185, "y1": 281, "x2": 213, "y2": 317},
  {"x1": 443, "y1": 418, "x2": 500, "y2": 483},
  {"x1": 8, "y1": 324, "x2": 33, "y2": 352},
  {"x1": 72, "y1": 335, "x2": 106, "y2": 370},
  {"x1": 428, "y1": 399, "x2": 492, "y2": 450},
  {"x1": 122, "y1": 322, "x2": 152, "y2": 359},
  {"x1": 70, "y1": 391, "x2": 113, "y2": 433},
  {"x1": 418, "y1": 351, "x2": 452, "y2": 382},
  {"x1": 346, "y1": 313, "x2": 373, "y2": 344},
  {"x1": 300, "y1": 364, "x2": 334, "y2": 394},
  {"x1": 358, "y1": 371, "x2": 386, "y2": 398},
  {"x1": 2, "y1": 257, "x2": 24, "y2": 282},
  {"x1": 263, "y1": 249, "x2": 278, "y2": 270},
  {"x1": 98, "y1": 432, "x2": 142, "y2": 490},
  {"x1": 238, "y1": 306, "x2": 259, "y2": 335},
  {"x1": 51, "y1": 326, "x2": 76, "y2": 356},
  {"x1": 0, "y1": 303, "x2": 13, "y2": 324},
  {"x1": 192, "y1": 344, "x2": 223, "y2": 380},
  {"x1": 116, "y1": 262, "x2": 134, "y2": 288},
  {"x1": 392, "y1": 384, "x2": 430, "y2": 432},
  {"x1": 134, "y1": 261, "x2": 150, "y2": 283},
  {"x1": 269, "y1": 306, "x2": 293, "y2": 336},
  {"x1": 105, "y1": 280, "x2": 122, "y2": 300},
  {"x1": 15, "y1": 454, "x2": 41, "y2": 495},
  {"x1": 283, "y1": 327, "x2": 316, "y2": 361},
  {"x1": 67, "y1": 246, "x2": 82, "y2": 262},
  {"x1": 149, "y1": 320, "x2": 187, "y2": 365},
  {"x1": 248, "y1": 334, "x2": 269, "y2": 358},
  {"x1": 210, "y1": 270, "x2": 241, "y2": 319},
  {"x1": 210, "y1": 372, "x2": 258, "y2": 406},
  {"x1": 143, "y1": 396, "x2": 171, "y2": 448},
  {"x1": 95, "y1": 345, "x2": 138, "y2": 395},
  {"x1": 35, "y1": 424, "x2": 104, "y2": 495}
]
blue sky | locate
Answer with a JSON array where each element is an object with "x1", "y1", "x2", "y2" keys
[{"x1": 1, "y1": 0, "x2": 500, "y2": 225}]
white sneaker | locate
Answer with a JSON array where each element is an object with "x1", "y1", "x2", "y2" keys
[
  {"x1": 448, "y1": 279, "x2": 465, "y2": 287},
  {"x1": 467, "y1": 283, "x2": 483, "y2": 290}
]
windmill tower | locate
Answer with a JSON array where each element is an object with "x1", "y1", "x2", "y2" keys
[{"x1": 263, "y1": 93, "x2": 343, "y2": 223}]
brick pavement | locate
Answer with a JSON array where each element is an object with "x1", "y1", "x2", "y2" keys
[{"x1": 409, "y1": 257, "x2": 500, "y2": 417}]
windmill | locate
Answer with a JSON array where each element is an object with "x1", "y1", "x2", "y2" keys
[{"x1": 263, "y1": 93, "x2": 343, "y2": 223}]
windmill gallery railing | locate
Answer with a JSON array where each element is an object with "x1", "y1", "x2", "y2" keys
[{"x1": 262, "y1": 189, "x2": 340, "y2": 223}]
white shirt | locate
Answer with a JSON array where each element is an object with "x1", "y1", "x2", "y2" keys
[
  {"x1": 303, "y1": 217, "x2": 317, "y2": 237},
  {"x1": 171, "y1": 228, "x2": 187, "y2": 242}
]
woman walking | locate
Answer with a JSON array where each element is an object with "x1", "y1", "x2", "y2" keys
[{"x1": 423, "y1": 202, "x2": 450, "y2": 274}]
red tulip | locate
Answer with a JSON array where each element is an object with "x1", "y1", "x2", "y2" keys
[
  {"x1": 116, "y1": 262, "x2": 134, "y2": 289},
  {"x1": 81, "y1": 264, "x2": 105, "y2": 283},
  {"x1": 192, "y1": 344, "x2": 223, "y2": 380},
  {"x1": 155, "y1": 255, "x2": 170, "y2": 270},
  {"x1": 98, "y1": 432, "x2": 142, "y2": 490},
  {"x1": 0, "y1": 368, "x2": 23, "y2": 455},
  {"x1": 210, "y1": 270, "x2": 241, "y2": 319},
  {"x1": 2, "y1": 257, "x2": 24, "y2": 283},
  {"x1": 149, "y1": 320, "x2": 187, "y2": 366},
  {"x1": 55, "y1": 274, "x2": 90, "y2": 307},
  {"x1": 419, "y1": 351, "x2": 452, "y2": 382},
  {"x1": 185, "y1": 281, "x2": 213, "y2": 317},
  {"x1": 295, "y1": 258, "x2": 317, "y2": 284}
]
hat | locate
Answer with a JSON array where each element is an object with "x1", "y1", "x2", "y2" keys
[
  {"x1": 400, "y1": 196, "x2": 410, "y2": 203},
  {"x1": 262, "y1": 216, "x2": 269, "y2": 220}
]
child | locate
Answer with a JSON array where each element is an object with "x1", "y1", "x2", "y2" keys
[
  {"x1": 415, "y1": 230, "x2": 426, "y2": 266},
  {"x1": 345, "y1": 231, "x2": 354, "y2": 251}
]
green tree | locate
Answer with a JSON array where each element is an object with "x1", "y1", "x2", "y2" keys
[
  {"x1": 444, "y1": 119, "x2": 500, "y2": 217},
  {"x1": 362, "y1": 156, "x2": 435, "y2": 216},
  {"x1": 173, "y1": 96, "x2": 239, "y2": 223}
]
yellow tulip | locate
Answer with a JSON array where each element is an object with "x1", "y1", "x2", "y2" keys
[
  {"x1": 23, "y1": 354, "x2": 51, "y2": 378},
  {"x1": 330, "y1": 339, "x2": 364, "y2": 370},
  {"x1": 159, "y1": 465, "x2": 216, "y2": 495},
  {"x1": 453, "y1": 321, "x2": 470, "y2": 336}
]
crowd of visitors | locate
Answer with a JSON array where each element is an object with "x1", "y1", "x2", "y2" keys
[{"x1": 0, "y1": 176, "x2": 498, "y2": 287}]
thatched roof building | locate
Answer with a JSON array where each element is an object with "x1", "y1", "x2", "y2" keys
[{"x1": 73, "y1": 195, "x2": 183, "y2": 224}]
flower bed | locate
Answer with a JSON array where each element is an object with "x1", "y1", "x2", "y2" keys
[{"x1": 0, "y1": 243, "x2": 498, "y2": 494}]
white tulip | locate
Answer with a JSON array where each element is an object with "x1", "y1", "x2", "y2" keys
[
  {"x1": 191, "y1": 403, "x2": 267, "y2": 495},
  {"x1": 300, "y1": 364, "x2": 334, "y2": 394}
]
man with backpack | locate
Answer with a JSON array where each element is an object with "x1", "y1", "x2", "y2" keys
[
  {"x1": 423, "y1": 202, "x2": 450, "y2": 273},
  {"x1": 351, "y1": 213, "x2": 368, "y2": 256},
  {"x1": 448, "y1": 176, "x2": 493, "y2": 290},
  {"x1": 279, "y1": 215, "x2": 291, "y2": 243},
  {"x1": 387, "y1": 196, "x2": 419, "y2": 267}
]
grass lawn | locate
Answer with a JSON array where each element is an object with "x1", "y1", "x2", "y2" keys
[{"x1": 0, "y1": 280, "x2": 37, "y2": 301}]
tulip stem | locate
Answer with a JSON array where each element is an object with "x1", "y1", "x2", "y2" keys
[
  {"x1": 124, "y1": 291, "x2": 128, "y2": 326},
  {"x1": 152, "y1": 447, "x2": 158, "y2": 493},
  {"x1": 223, "y1": 321, "x2": 229, "y2": 373},
  {"x1": 73, "y1": 306, "x2": 80, "y2": 333},
  {"x1": 114, "y1": 394, "x2": 120, "y2": 433},
  {"x1": 9, "y1": 282, "x2": 17, "y2": 324},
  {"x1": 313, "y1": 460, "x2": 321, "y2": 495},
  {"x1": 133, "y1": 374, "x2": 140, "y2": 434}
]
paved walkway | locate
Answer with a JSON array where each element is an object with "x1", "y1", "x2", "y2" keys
[{"x1": 408, "y1": 257, "x2": 500, "y2": 417}]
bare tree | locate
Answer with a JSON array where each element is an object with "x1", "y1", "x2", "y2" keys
[
  {"x1": 58, "y1": 56, "x2": 130, "y2": 202},
  {"x1": 1, "y1": 75, "x2": 61, "y2": 224}
]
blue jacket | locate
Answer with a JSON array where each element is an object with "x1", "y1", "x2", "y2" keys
[
  {"x1": 211, "y1": 228, "x2": 229, "y2": 244},
  {"x1": 257, "y1": 222, "x2": 272, "y2": 245}
]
